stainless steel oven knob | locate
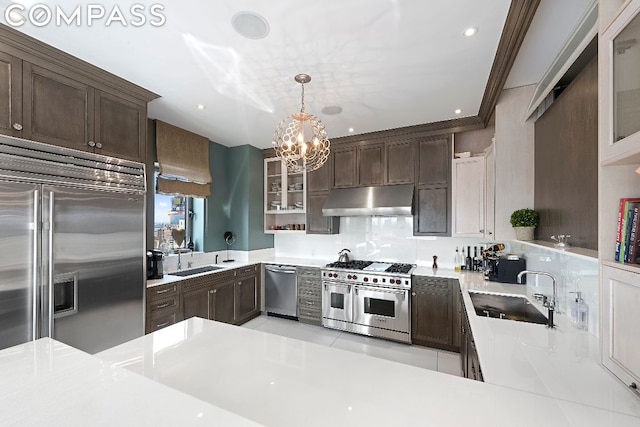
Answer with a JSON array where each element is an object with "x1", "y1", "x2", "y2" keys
[
  {"x1": 353, "y1": 275, "x2": 357, "y2": 280},
  {"x1": 390, "y1": 279, "x2": 396, "y2": 284},
  {"x1": 347, "y1": 274, "x2": 352, "y2": 280},
  {"x1": 363, "y1": 277, "x2": 368, "y2": 282},
  {"x1": 373, "y1": 278, "x2": 378, "y2": 283}
]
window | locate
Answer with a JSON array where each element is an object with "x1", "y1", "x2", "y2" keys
[{"x1": 153, "y1": 171, "x2": 191, "y2": 251}]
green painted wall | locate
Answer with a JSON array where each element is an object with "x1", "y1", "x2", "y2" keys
[
  {"x1": 203, "y1": 141, "x2": 230, "y2": 252},
  {"x1": 201, "y1": 142, "x2": 273, "y2": 252}
]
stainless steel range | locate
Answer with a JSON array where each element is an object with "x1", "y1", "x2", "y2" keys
[{"x1": 321, "y1": 260, "x2": 415, "y2": 343}]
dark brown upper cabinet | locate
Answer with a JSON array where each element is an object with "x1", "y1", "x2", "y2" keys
[
  {"x1": 332, "y1": 142, "x2": 385, "y2": 188},
  {"x1": 358, "y1": 143, "x2": 384, "y2": 186},
  {"x1": 414, "y1": 135, "x2": 452, "y2": 236},
  {"x1": 306, "y1": 156, "x2": 339, "y2": 234},
  {"x1": 22, "y1": 62, "x2": 95, "y2": 150},
  {"x1": 332, "y1": 144, "x2": 358, "y2": 188},
  {"x1": 0, "y1": 51, "x2": 22, "y2": 138},
  {"x1": 386, "y1": 140, "x2": 415, "y2": 184},
  {"x1": 95, "y1": 89, "x2": 147, "y2": 161},
  {"x1": 0, "y1": 26, "x2": 157, "y2": 162}
]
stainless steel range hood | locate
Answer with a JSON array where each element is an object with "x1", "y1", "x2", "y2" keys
[{"x1": 322, "y1": 184, "x2": 414, "y2": 216}]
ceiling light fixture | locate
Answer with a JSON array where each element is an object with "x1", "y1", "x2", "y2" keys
[
  {"x1": 272, "y1": 74, "x2": 330, "y2": 173},
  {"x1": 321, "y1": 105, "x2": 343, "y2": 115},
  {"x1": 454, "y1": 109, "x2": 462, "y2": 114},
  {"x1": 348, "y1": 128, "x2": 354, "y2": 133},
  {"x1": 197, "y1": 104, "x2": 205, "y2": 110},
  {"x1": 463, "y1": 27, "x2": 477, "y2": 37}
]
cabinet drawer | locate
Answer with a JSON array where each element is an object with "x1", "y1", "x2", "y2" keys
[
  {"x1": 147, "y1": 283, "x2": 178, "y2": 301},
  {"x1": 298, "y1": 295, "x2": 321, "y2": 310},
  {"x1": 181, "y1": 275, "x2": 213, "y2": 293},
  {"x1": 412, "y1": 276, "x2": 450, "y2": 290},
  {"x1": 147, "y1": 296, "x2": 178, "y2": 313},
  {"x1": 236, "y1": 264, "x2": 259, "y2": 278},
  {"x1": 298, "y1": 307, "x2": 321, "y2": 326},
  {"x1": 296, "y1": 266, "x2": 320, "y2": 278},
  {"x1": 147, "y1": 310, "x2": 178, "y2": 333},
  {"x1": 297, "y1": 284, "x2": 321, "y2": 299}
]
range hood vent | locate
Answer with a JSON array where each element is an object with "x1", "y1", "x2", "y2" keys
[{"x1": 322, "y1": 184, "x2": 414, "y2": 217}]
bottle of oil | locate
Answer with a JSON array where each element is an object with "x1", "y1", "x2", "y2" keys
[{"x1": 454, "y1": 247, "x2": 461, "y2": 272}]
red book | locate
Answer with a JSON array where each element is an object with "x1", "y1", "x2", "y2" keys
[{"x1": 615, "y1": 198, "x2": 640, "y2": 261}]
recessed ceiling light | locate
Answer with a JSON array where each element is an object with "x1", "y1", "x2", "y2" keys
[
  {"x1": 348, "y1": 128, "x2": 354, "y2": 133},
  {"x1": 454, "y1": 109, "x2": 462, "y2": 114},
  {"x1": 232, "y1": 11, "x2": 270, "y2": 39},
  {"x1": 463, "y1": 27, "x2": 478, "y2": 37},
  {"x1": 321, "y1": 105, "x2": 343, "y2": 115},
  {"x1": 197, "y1": 104, "x2": 205, "y2": 110}
]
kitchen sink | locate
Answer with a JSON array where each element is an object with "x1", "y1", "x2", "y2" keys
[
  {"x1": 468, "y1": 292, "x2": 547, "y2": 325},
  {"x1": 169, "y1": 265, "x2": 225, "y2": 277}
]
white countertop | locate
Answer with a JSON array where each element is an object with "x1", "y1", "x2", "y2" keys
[
  {"x1": 144, "y1": 259, "x2": 640, "y2": 422},
  {"x1": 0, "y1": 338, "x2": 258, "y2": 426},
  {"x1": 96, "y1": 318, "x2": 640, "y2": 426}
]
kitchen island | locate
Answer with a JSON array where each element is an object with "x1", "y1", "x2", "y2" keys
[{"x1": 1, "y1": 315, "x2": 639, "y2": 425}]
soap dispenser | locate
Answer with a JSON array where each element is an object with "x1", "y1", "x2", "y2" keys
[{"x1": 569, "y1": 292, "x2": 589, "y2": 331}]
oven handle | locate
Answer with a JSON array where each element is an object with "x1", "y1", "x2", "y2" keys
[
  {"x1": 355, "y1": 285, "x2": 408, "y2": 298},
  {"x1": 323, "y1": 281, "x2": 352, "y2": 292}
]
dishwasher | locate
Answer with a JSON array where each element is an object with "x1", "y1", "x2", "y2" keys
[{"x1": 264, "y1": 265, "x2": 298, "y2": 320}]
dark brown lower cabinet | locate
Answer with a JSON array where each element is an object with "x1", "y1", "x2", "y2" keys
[
  {"x1": 210, "y1": 280, "x2": 235, "y2": 324},
  {"x1": 235, "y1": 274, "x2": 259, "y2": 324},
  {"x1": 460, "y1": 291, "x2": 483, "y2": 381},
  {"x1": 411, "y1": 277, "x2": 459, "y2": 352},
  {"x1": 145, "y1": 264, "x2": 261, "y2": 333}
]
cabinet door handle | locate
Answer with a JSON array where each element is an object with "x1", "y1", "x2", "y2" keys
[
  {"x1": 12, "y1": 123, "x2": 22, "y2": 131},
  {"x1": 156, "y1": 288, "x2": 170, "y2": 294},
  {"x1": 95, "y1": 142, "x2": 103, "y2": 149},
  {"x1": 156, "y1": 321, "x2": 170, "y2": 328},
  {"x1": 210, "y1": 289, "x2": 217, "y2": 294},
  {"x1": 238, "y1": 282, "x2": 242, "y2": 286},
  {"x1": 412, "y1": 292, "x2": 417, "y2": 297},
  {"x1": 155, "y1": 302, "x2": 170, "y2": 309},
  {"x1": 87, "y1": 141, "x2": 96, "y2": 147},
  {"x1": 479, "y1": 229, "x2": 484, "y2": 233}
]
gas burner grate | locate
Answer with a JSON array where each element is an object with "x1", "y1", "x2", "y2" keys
[
  {"x1": 325, "y1": 260, "x2": 373, "y2": 270},
  {"x1": 386, "y1": 263, "x2": 414, "y2": 274}
]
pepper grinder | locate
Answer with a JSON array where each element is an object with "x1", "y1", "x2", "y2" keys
[{"x1": 432, "y1": 255, "x2": 438, "y2": 269}]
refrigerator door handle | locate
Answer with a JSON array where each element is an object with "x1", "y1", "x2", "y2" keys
[
  {"x1": 47, "y1": 191, "x2": 54, "y2": 338},
  {"x1": 32, "y1": 190, "x2": 39, "y2": 341}
]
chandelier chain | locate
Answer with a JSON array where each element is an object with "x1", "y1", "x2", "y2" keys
[{"x1": 300, "y1": 83, "x2": 305, "y2": 113}]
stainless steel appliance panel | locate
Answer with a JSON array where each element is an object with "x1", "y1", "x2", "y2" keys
[
  {"x1": 264, "y1": 265, "x2": 297, "y2": 318},
  {"x1": 353, "y1": 285, "x2": 410, "y2": 336},
  {"x1": 0, "y1": 180, "x2": 38, "y2": 351},
  {"x1": 42, "y1": 185, "x2": 144, "y2": 354},
  {"x1": 321, "y1": 281, "x2": 352, "y2": 324}
]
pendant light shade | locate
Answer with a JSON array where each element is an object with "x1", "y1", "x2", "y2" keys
[{"x1": 272, "y1": 74, "x2": 330, "y2": 173}]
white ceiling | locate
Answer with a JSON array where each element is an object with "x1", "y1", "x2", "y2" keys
[{"x1": 2, "y1": 0, "x2": 593, "y2": 148}]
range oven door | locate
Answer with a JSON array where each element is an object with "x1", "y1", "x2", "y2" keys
[
  {"x1": 353, "y1": 285, "x2": 409, "y2": 337},
  {"x1": 322, "y1": 281, "x2": 353, "y2": 328}
]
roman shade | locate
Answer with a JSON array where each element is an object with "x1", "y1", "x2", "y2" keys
[{"x1": 155, "y1": 120, "x2": 212, "y2": 197}]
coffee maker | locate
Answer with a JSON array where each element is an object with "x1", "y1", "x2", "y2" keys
[{"x1": 147, "y1": 250, "x2": 164, "y2": 279}]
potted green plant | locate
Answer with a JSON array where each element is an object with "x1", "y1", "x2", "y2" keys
[{"x1": 510, "y1": 208, "x2": 539, "y2": 241}]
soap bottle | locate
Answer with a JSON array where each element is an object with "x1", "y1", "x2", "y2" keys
[
  {"x1": 454, "y1": 247, "x2": 461, "y2": 272},
  {"x1": 569, "y1": 292, "x2": 589, "y2": 331}
]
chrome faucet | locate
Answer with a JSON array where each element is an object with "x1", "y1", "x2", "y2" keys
[
  {"x1": 177, "y1": 249, "x2": 182, "y2": 270},
  {"x1": 517, "y1": 270, "x2": 557, "y2": 329}
]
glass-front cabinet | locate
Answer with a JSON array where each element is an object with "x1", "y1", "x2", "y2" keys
[
  {"x1": 264, "y1": 157, "x2": 306, "y2": 233},
  {"x1": 599, "y1": 0, "x2": 640, "y2": 397},
  {"x1": 602, "y1": 0, "x2": 640, "y2": 165}
]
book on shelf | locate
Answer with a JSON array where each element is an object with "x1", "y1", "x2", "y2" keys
[
  {"x1": 628, "y1": 204, "x2": 640, "y2": 264},
  {"x1": 623, "y1": 203, "x2": 638, "y2": 262},
  {"x1": 615, "y1": 197, "x2": 640, "y2": 262}
]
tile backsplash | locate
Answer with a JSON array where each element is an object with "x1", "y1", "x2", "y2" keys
[
  {"x1": 274, "y1": 216, "x2": 490, "y2": 267},
  {"x1": 274, "y1": 217, "x2": 599, "y2": 336}
]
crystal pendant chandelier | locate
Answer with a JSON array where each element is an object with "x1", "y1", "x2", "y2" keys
[{"x1": 272, "y1": 74, "x2": 330, "y2": 173}]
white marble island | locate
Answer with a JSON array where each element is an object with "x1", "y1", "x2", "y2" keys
[{"x1": 95, "y1": 317, "x2": 640, "y2": 426}]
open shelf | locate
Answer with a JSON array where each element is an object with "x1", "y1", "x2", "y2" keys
[{"x1": 601, "y1": 259, "x2": 640, "y2": 273}]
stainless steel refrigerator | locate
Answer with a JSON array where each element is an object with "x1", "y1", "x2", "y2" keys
[{"x1": 0, "y1": 135, "x2": 146, "y2": 354}]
